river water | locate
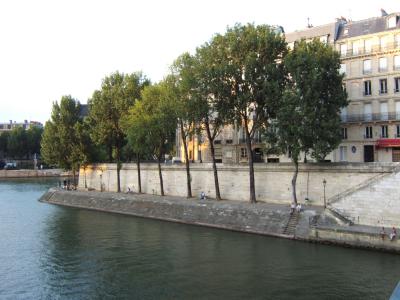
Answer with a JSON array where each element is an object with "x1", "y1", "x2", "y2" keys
[{"x1": 1, "y1": 178, "x2": 399, "y2": 299}]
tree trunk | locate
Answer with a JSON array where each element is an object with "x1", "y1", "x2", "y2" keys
[
  {"x1": 244, "y1": 120, "x2": 256, "y2": 203},
  {"x1": 72, "y1": 169, "x2": 76, "y2": 189},
  {"x1": 108, "y1": 144, "x2": 113, "y2": 162},
  {"x1": 180, "y1": 120, "x2": 192, "y2": 198},
  {"x1": 157, "y1": 155, "x2": 164, "y2": 196},
  {"x1": 291, "y1": 159, "x2": 299, "y2": 204},
  {"x1": 136, "y1": 153, "x2": 142, "y2": 193},
  {"x1": 84, "y1": 166, "x2": 87, "y2": 189},
  {"x1": 116, "y1": 147, "x2": 121, "y2": 193},
  {"x1": 205, "y1": 122, "x2": 221, "y2": 200}
]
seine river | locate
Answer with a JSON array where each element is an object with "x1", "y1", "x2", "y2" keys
[{"x1": 1, "y1": 178, "x2": 400, "y2": 299}]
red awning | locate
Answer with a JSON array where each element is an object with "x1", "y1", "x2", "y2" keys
[{"x1": 376, "y1": 139, "x2": 400, "y2": 148}]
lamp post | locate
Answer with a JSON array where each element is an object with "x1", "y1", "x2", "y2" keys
[{"x1": 323, "y1": 178, "x2": 327, "y2": 209}]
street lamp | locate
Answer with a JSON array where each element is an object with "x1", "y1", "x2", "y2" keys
[{"x1": 323, "y1": 178, "x2": 327, "y2": 209}]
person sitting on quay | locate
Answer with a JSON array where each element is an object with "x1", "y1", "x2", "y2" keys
[
  {"x1": 296, "y1": 203, "x2": 302, "y2": 213},
  {"x1": 290, "y1": 202, "x2": 296, "y2": 214},
  {"x1": 390, "y1": 227, "x2": 397, "y2": 241},
  {"x1": 380, "y1": 227, "x2": 386, "y2": 240},
  {"x1": 200, "y1": 191, "x2": 206, "y2": 200}
]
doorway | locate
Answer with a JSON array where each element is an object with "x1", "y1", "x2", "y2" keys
[
  {"x1": 364, "y1": 145, "x2": 374, "y2": 162},
  {"x1": 393, "y1": 147, "x2": 400, "y2": 162}
]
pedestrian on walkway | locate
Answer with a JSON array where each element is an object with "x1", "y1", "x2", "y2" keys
[
  {"x1": 380, "y1": 227, "x2": 386, "y2": 240},
  {"x1": 390, "y1": 227, "x2": 397, "y2": 241}
]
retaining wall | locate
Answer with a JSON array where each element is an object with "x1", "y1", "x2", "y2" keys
[{"x1": 79, "y1": 163, "x2": 395, "y2": 206}]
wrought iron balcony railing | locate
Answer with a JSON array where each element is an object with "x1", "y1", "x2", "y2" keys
[
  {"x1": 341, "y1": 112, "x2": 400, "y2": 123},
  {"x1": 340, "y1": 42, "x2": 400, "y2": 58}
]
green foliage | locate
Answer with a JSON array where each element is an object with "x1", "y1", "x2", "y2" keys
[
  {"x1": 26, "y1": 126, "x2": 43, "y2": 157},
  {"x1": 275, "y1": 39, "x2": 348, "y2": 161},
  {"x1": 88, "y1": 71, "x2": 150, "y2": 161},
  {"x1": 204, "y1": 23, "x2": 287, "y2": 131},
  {"x1": 0, "y1": 131, "x2": 9, "y2": 157},
  {"x1": 41, "y1": 95, "x2": 84, "y2": 171},
  {"x1": 7, "y1": 127, "x2": 27, "y2": 159}
]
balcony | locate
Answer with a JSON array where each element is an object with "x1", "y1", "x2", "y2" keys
[
  {"x1": 341, "y1": 112, "x2": 400, "y2": 123},
  {"x1": 340, "y1": 42, "x2": 400, "y2": 58}
]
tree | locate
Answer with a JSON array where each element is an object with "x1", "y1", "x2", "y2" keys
[
  {"x1": 272, "y1": 39, "x2": 348, "y2": 204},
  {"x1": 174, "y1": 50, "x2": 226, "y2": 200},
  {"x1": 8, "y1": 127, "x2": 27, "y2": 159},
  {"x1": 138, "y1": 81, "x2": 178, "y2": 196},
  {"x1": 26, "y1": 126, "x2": 43, "y2": 158},
  {"x1": 88, "y1": 71, "x2": 150, "y2": 192},
  {"x1": 123, "y1": 100, "x2": 153, "y2": 194},
  {"x1": 41, "y1": 95, "x2": 83, "y2": 185},
  {"x1": 0, "y1": 131, "x2": 9, "y2": 158},
  {"x1": 204, "y1": 23, "x2": 287, "y2": 203},
  {"x1": 171, "y1": 54, "x2": 201, "y2": 199}
]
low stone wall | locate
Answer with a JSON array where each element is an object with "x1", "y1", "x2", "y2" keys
[
  {"x1": 79, "y1": 163, "x2": 395, "y2": 205},
  {"x1": 0, "y1": 169, "x2": 68, "y2": 178},
  {"x1": 40, "y1": 189, "x2": 293, "y2": 237},
  {"x1": 310, "y1": 226, "x2": 400, "y2": 252}
]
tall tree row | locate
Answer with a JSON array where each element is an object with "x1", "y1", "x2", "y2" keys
[{"x1": 88, "y1": 72, "x2": 150, "y2": 192}]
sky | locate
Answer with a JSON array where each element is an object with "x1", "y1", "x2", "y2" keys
[{"x1": 1, "y1": 0, "x2": 400, "y2": 124}]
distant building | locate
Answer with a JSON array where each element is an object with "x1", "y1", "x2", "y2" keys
[{"x1": 0, "y1": 120, "x2": 43, "y2": 132}]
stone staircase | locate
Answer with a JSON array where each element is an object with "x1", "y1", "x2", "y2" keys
[
  {"x1": 282, "y1": 212, "x2": 300, "y2": 236},
  {"x1": 328, "y1": 163, "x2": 400, "y2": 206},
  {"x1": 329, "y1": 164, "x2": 400, "y2": 227}
]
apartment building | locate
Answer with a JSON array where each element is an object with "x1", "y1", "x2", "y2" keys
[
  {"x1": 337, "y1": 12, "x2": 400, "y2": 162},
  {"x1": 177, "y1": 11, "x2": 400, "y2": 164},
  {"x1": 0, "y1": 120, "x2": 43, "y2": 132}
]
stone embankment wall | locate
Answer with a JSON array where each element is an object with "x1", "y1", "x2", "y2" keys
[
  {"x1": 331, "y1": 165, "x2": 400, "y2": 227},
  {"x1": 40, "y1": 189, "x2": 400, "y2": 253},
  {"x1": 79, "y1": 163, "x2": 395, "y2": 206},
  {"x1": 0, "y1": 169, "x2": 68, "y2": 178},
  {"x1": 40, "y1": 189, "x2": 293, "y2": 238}
]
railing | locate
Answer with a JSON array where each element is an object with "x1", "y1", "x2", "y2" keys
[
  {"x1": 340, "y1": 42, "x2": 400, "y2": 58},
  {"x1": 341, "y1": 112, "x2": 400, "y2": 123}
]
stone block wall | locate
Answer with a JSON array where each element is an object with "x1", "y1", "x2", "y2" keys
[{"x1": 79, "y1": 163, "x2": 395, "y2": 206}]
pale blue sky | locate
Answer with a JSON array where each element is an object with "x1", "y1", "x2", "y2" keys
[{"x1": 1, "y1": 0, "x2": 399, "y2": 123}]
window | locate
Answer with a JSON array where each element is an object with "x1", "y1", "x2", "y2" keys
[
  {"x1": 340, "y1": 44, "x2": 347, "y2": 56},
  {"x1": 363, "y1": 59, "x2": 372, "y2": 74},
  {"x1": 225, "y1": 139, "x2": 233, "y2": 144},
  {"x1": 394, "y1": 56, "x2": 400, "y2": 70},
  {"x1": 339, "y1": 146, "x2": 347, "y2": 161},
  {"x1": 388, "y1": 16, "x2": 397, "y2": 28},
  {"x1": 340, "y1": 107, "x2": 347, "y2": 122},
  {"x1": 380, "y1": 102, "x2": 388, "y2": 120},
  {"x1": 340, "y1": 63, "x2": 346, "y2": 74},
  {"x1": 341, "y1": 127, "x2": 348, "y2": 139},
  {"x1": 364, "y1": 80, "x2": 372, "y2": 96},
  {"x1": 364, "y1": 103, "x2": 372, "y2": 121},
  {"x1": 379, "y1": 79, "x2": 388, "y2": 94},
  {"x1": 380, "y1": 36, "x2": 388, "y2": 50},
  {"x1": 396, "y1": 34, "x2": 400, "y2": 47},
  {"x1": 365, "y1": 126, "x2": 373, "y2": 139},
  {"x1": 379, "y1": 57, "x2": 387, "y2": 72},
  {"x1": 396, "y1": 101, "x2": 400, "y2": 120},
  {"x1": 364, "y1": 39, "x2": 373, "y2": 53},
  {"x1": 240, "y1": 148, "x2": 247, "y2": 158},
  {"x1": 397, "y1": 125, "x2": 400, "y2": 138},
  {"x1": 214, "y1": 140, "x2": 221, "y2": 145},
  {"x1": 381, "y1": 125, "x2": 388, "y2": 138},
  {"x1": 352, "y1": 41, "x2": 359, "y2": 55},
  {"x1": 395, "y1": 77, "x2": 400, "y2": 93}
]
